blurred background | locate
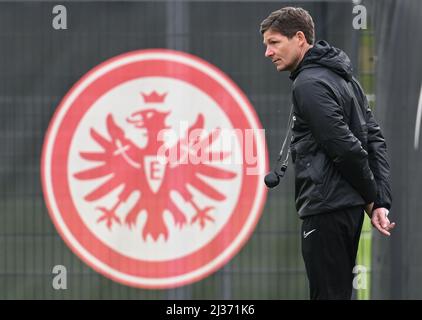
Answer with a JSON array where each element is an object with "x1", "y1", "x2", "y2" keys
[{"x1": 0, "y1": 0, "x2": 421, "y2": 299}]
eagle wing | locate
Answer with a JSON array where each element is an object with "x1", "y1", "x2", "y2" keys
[
  {"x1": 165, "y1": 114, "x2": 237, "y2": 203},
  {"x1": 74, "y1": 114, "x2": 143, "y2": 203}
]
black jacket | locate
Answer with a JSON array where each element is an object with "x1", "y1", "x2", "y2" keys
[{"x1": 289, "y1": 40, "x2": 392, "y2": 218}]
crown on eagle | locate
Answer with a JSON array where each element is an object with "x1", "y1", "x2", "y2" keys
[{"x1": 141, "y1": 91, "x2": 167, "y2": 103}]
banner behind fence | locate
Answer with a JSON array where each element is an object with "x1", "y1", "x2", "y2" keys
[{"x1": 3, "y1": 0, "x2": 413, "y2": 299}]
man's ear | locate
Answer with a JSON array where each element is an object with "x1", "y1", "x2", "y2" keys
[{"x1": 296, "y1": 31, "x2": 307, "y2": 45}]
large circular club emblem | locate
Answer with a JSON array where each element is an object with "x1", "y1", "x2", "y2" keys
[{"x1": 41, "y1": 49, "x2": 268, "y2": 288}]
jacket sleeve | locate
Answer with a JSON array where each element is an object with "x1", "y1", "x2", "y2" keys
[
  {"x1": 362, "y1": 96, "x2": 392, "y2": 210},
  {"x1": 293, "y1": 79, "x2": 377, "y2": 204}
]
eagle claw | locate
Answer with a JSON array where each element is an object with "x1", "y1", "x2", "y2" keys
[
  {"x1": 191, "y1": 206, "x2": 215, "y2": 229},
  {"x1": 125, "y1": 211, "x2": 138, "y2": 229},
  {"x1": 96, "y1": 207, "x2": 121, "y2": 230},
  {"x1": 173, "y1": 212, "x2": 187, "y2": 229}
]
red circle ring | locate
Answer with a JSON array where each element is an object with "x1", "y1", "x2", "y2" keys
[{"x1": 41, "y1": 49, "x2": 269, "y2": 289}]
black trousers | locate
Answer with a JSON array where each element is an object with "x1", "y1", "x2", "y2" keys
[{"x1": 301, "y1": 206, "x2": 365, "y2": 300}]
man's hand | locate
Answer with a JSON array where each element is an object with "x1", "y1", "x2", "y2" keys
[{"x1": 370, "y1": 207, "x2": 396, "y2": 236}]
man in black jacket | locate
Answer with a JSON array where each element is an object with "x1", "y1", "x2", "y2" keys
[{"x1": 260, "y1": 7, "x2": 395, "y2": 299}]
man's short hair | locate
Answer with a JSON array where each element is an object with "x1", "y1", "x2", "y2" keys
[{"x1": 260, "y1": 7, "x2": 315, "y2": 45}]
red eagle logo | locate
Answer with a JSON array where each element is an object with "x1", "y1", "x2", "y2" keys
[
  {"x1": 42, "y1": 49, "x2": 268, "y2": 288},
  {"x1": 73, "y1": 91, "x2": 236, "y2": 241}
]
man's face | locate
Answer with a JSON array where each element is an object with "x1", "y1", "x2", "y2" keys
[{"x1": 263, "y1": 29, "x2": 302, "y2": 72}]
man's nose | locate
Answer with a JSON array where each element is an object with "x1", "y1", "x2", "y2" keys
[{"x1": 265, "y1": 47, "x2": 274, "y2": 58}]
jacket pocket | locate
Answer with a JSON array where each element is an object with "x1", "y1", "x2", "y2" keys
[
  {"x1": 294, "y1": 152, "x2": 325, "y2": 201},
  {"x1": 290, "y1": 138, "x2": 317, "y2": 164},
  {"x1": 306, "y1": 153, "x2": 324, "y2": 185}
]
